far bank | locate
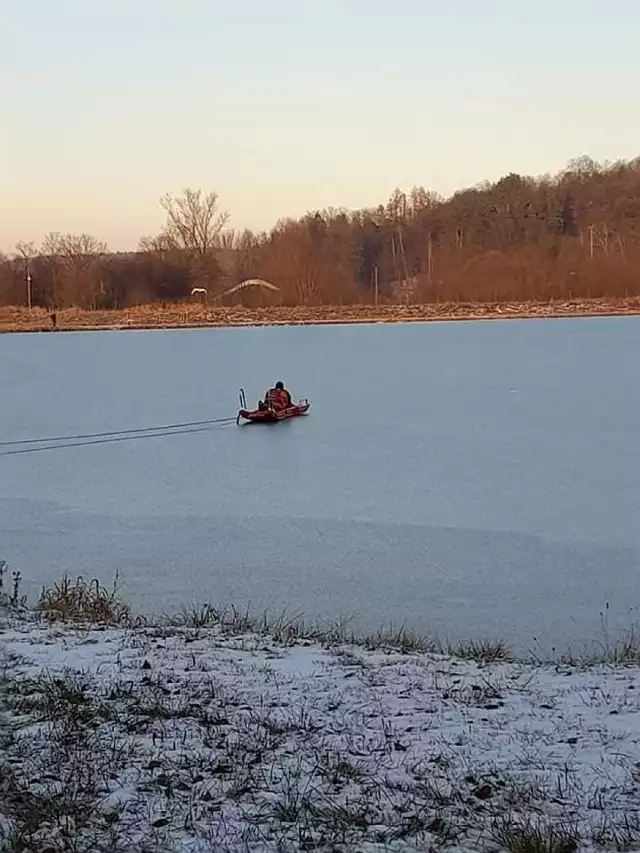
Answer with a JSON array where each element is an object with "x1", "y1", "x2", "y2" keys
[{"x1": 1, "y1": 296, "x2": 640, "y2": 334}]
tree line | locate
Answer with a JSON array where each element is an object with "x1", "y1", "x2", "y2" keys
[{"x1": 2, "y1": 155, "x2": 639, "y2": 309}]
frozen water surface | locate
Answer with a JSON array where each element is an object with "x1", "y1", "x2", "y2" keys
[{"x1": 1, "y1": 317, "x2": 639, "y2": 653}]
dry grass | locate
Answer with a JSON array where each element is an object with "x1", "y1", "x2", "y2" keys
[
  {"x1": 1, "y1": 296, "x2": 640, "y2": 334},
  {"x1": 166, "y1": 602, "x2": 352, "y2": 647},
  {"x1": 491, "y1": 815, "x2": 580, "y2": 853},
  {"x1": 0, "y1": 659, "x2": 634, "y2": 853},
  {"x1": 2, "y1": 567, "x2": 640, "y2": 851},
  {"x1": 358, "y1": 624, "x2": 439, "y2": 654},
  {"x1": 168, "y1": 604, "x2": 513, "y2": 662},
  {"x1": 3, "y1": 563, "x2": 518, "y2": 665},
  {"x1": 449, "y1": 637, "x2": 513, "y2": 663},
  {"x1": 558, "y1": 604, "x2": 640, "y2": 667},
  {"x1": 593, "y1": 812, "x2": 640, "y2": 851},
  {"x1": 37, "y1": 573, "x2": 131, "y2": 626},
  {"x1": 0, "y1": 675, "x2": 137, "y2": 852},
  {"x1": 8, "y1": 565, "x2": 640, "y2": 671},
  {"x1": 0, "y1": 560, "x2": 26, "y2": 610}
]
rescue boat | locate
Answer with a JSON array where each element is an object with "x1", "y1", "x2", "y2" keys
[{"x1": 236, "y1": 388, "x2": 310, "y2": 424}]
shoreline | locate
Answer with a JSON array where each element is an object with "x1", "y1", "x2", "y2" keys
[{"x1": 1, "y1": 296, "x2": 640, "y2": 334}]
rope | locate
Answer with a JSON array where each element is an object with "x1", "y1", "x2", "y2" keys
[
  {"x1": 0, "y1": 420, "x2": 236, "y2": 458},
  {"x1": 0, "y1": 416, "x2": 237, "y2": 448}
]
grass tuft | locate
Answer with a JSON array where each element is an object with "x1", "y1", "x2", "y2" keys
[
  {"x1": 450, "y1": 637, "x2": 513, "y2": 663},
  {"x1": 37, "y1": 572, "x2": 131, "y2": 626},
  {"x1": 559, "y1": 606, "x2": 640, "y2": 666},
  {"x1": 359, "y1": 624, "x2": 438, "y2": 654},
  {"x1": 492, "y1": 815, "x2": 580, "y2": 853},
  {"x1": 593, "y1": 811, "x2": 640, "y2": 851},
  {"x1": 0, "y1": 560, "x2": 26, "y2": 610}
]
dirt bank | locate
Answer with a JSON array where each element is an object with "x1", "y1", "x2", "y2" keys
[{"x1": 1, "y1": 297, "x2": 639, "y2": 333}]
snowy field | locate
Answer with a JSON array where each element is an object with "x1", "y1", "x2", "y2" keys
[{"x1": 2, "y1": 618, "x2": 640, "y2": 852}]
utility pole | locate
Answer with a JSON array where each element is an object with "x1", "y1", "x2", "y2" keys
[
  {"x1": 25, "y1": 261, "x2": 32, "y2": 309},
  {"x1": 374, "y1": 265, "x2": 379, "y2": 307},
  {"x1": 391, "y1": 235, "x2": 399, "y2": 284},
  {"x1": 398, "y1": 229, "x2": 409, "y2": 284},
  {"x1": 397, "y1": 228, "x2": 411, "y2": 304}
]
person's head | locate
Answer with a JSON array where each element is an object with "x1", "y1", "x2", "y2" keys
[{"x1": 275, "y1": 381, "x2": 284, "y2": 390}]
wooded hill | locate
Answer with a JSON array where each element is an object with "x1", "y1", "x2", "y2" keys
[{"x1": 2, "y1": 155, "x2": 639, "y2": 308}]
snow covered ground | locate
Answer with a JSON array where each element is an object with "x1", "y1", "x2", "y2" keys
[{"x1": 1, "y1": 619, "x2": 640, "y2": 852}]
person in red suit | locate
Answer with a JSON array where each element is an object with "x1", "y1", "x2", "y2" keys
[{"x1": 264, "y1": 381, "x2": 292, "y2": 410}]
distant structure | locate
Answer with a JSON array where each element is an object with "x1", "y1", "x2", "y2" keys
[
  {"x1": 221, "y1": 279, "x2": 279, "y2": 297},
  {"x1": 187, "y1": 279, "x2": 281, "y2": 306},
  {"x1": 214, "y1": 279, "x2": 281, "y2": 305}
]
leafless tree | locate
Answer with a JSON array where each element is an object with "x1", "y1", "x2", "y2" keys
[
  {"x1": 14, "y1": 240, "x2": 37, "y2": 262},
  {"x1": 141, "y1": 188, "x2": 229, "y2": 256},
  {"x1": 140, "y1": 188, "x2": 230, "y2": 292},
  {"x1": 40, "y1": 232, "x2": 108, "y2": 307}
]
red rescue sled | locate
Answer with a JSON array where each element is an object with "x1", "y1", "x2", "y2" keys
[{"x1": 236, "y1": 388, "x2": 310, "y2": 425}]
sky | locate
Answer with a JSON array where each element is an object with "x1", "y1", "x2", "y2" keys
[{"x1": 1, "y1": 0, "x2": 639, "y2": 252}]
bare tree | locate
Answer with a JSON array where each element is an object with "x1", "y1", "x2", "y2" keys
[
  {"x1": 140, "y1": 189, "x2": 229, "y2": 293},
  {"x1": 142, "y1": 189, "x2": 229, "y2": 256},
  {"x1": 41, "y1": 232, "x2": 107, "y2": 257},
  {"x1": 40, "y1": 233, "x2": 108, "y2": 307},
  {"x1": 0, "y1": 251, "x2": 13, "y2": 305},
  {"x1": 15, "y1": 240, "x2": 37, "y2": 261}
]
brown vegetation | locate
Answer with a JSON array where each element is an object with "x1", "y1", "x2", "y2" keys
[
  {"x1": 1, "y1": 297, "x2": 639, "y2": 333},
  {"x1": 2, "y1": 155, "x2": 640, "y2": 316}
]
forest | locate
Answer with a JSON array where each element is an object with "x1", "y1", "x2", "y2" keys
[{"x1": 1, "y1": 155, "x2": 639, "y2": 309}]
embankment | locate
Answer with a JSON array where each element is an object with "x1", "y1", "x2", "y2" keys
[{"x1": 1, "y1": 296, "x2": 640, "y2": 333}]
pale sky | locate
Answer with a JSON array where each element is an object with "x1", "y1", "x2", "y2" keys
[{"x1": 1, "y1": 0, "x2": 639, "y2": 252}]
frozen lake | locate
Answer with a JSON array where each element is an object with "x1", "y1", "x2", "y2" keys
[{"x1": 1, "y1": 317, "x2": 639, "y2": 654}]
